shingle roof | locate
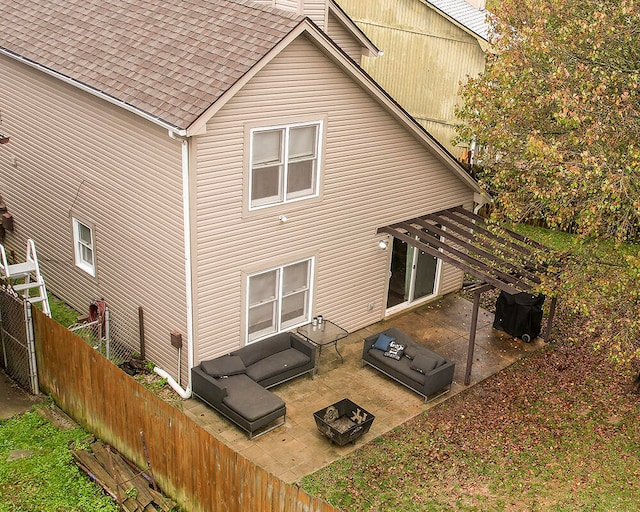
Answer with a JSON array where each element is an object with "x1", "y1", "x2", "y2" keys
[
  {"x1": 426, "y1": 0, "x2": 490, "y2": 41},
  {"x1": 0, "y1": 0, "x2": 304, "y2": 130}
]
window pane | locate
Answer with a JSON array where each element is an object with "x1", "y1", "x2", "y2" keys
[
  {"x1": 253, "y1": 130, "x2": 282, "y2": 165},
  {"x1": 281, "y1": 291, "x2": 307, "y2": 326},
  {"x1": 287, "y1": 160, "x2": 315, "y2": 197},
  {"x1": 289, "y1": 125, "x2": 317, "y2": 159},
  {"x1": 81, "y1": 246, "x2": 93, "y2": 266},
  {"x1": 78, "y1": 223, "x2": 92, "y2": 245},
  {"x1": 248, "y1": 302, "x2": 277, "y2": 339},
  {"x1": 249, "y1": 270, "x2": 278, "y2": 306},
  {"x1": 282, "y1": 260, "x2": 309, "y2": 295},
  {"x1": 251, "y1": 166, "x2": 282, "y2": 203}
]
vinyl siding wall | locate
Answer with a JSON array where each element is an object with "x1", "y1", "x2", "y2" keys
[
  {"x1": 0, "y1": 55, "x2": 187, "y2": 379},
  {"x1": 337, "y1": 0, "x2": 486, "y2": 157},
  {"x1": 192, "y1": 35, "x2": 474, "y2": 361},
  {"x1": 326, "y1": 11, "x2": 363, "y2": 65}
]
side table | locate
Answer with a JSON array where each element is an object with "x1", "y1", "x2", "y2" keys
[{"x1": 297, "y1": 320, "x2": 348, "y2": 373}]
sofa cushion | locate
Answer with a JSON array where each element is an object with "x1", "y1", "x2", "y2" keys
[
  {"x1": 221, "y1": 375, "x2": 285, "y2": 422},
  {"x1": 367, "y1": 347, "x2": 424, "y2": 384},
  {"x1": 373, "y1": 332, "x2": 395, "y2": 351},
  {"x1": 233, "y1": 333, "x2": 292, "y2": 367},
  {"x1": 410, "y1": 353, "x2": 439, "y2": 374},
  {"x1": 245, "y1": 348, "x2": 311, "y2": 383},
  {"x1": 200, "y1": 355, "x2": 246, "y2": 378}
]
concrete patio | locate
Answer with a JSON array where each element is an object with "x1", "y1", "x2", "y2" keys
[{"x1": 183, "y1": 293, "x2": 546, "y2": 484}]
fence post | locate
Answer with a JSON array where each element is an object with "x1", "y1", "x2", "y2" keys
[
  {"x1": 0, "y1": 305, "x2": 6, "y2": 368},
  {"x1": 105, "y1": 307, "x2": 111, "y2": 360},
  {"x1": 23, "y1": 300, "x2": 39, "y2": 394}
]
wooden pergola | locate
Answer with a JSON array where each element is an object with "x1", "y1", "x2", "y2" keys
[{"x1": 378, "y1": 206, "x2": 558, "y2": 385}]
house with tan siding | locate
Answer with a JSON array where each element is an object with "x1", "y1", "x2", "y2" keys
[{"x1": 0, "y1": 0, "x2": 483, "y2": 395}]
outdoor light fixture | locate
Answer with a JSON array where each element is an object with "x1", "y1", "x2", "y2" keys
[
  {"x1": 378, "y1": 240, "x2": 388, "y2": 250},
  {"x1": 0, "y1": 133, "x2": 10, "y2": 144}
]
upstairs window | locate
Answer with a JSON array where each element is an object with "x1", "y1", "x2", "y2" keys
[
  {"x1": 250, "y1": 121, "x2": 321, "y2": 208},
  {"x1": 247, "y1": 258, "x2": 313, "y2": 342},
  {"x1": 72, "y1": 218, "x2": 95, "y2": 276}
]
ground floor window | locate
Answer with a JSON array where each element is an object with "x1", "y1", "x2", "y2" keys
[
  {"x1": 72, "y1": 218, "x2": 95, "y2": 276},
  {"x1": 247, "y1": 258, "x2": 313, "y2": 342}
]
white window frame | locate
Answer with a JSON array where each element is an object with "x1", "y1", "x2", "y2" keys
[
  {"x1": 246, "y1": 257, "x2": 314, "y2": 343},
  {"x1": 72, "y1": 218, "x2": 96, "y2": 277},
  {"x1": 249, "y1": 120, "x2": 323, "y2": 210}
]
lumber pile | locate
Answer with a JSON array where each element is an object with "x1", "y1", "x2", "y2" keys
[{"x1": 73, "y1": 440, "x2": 176, "y2": 512}]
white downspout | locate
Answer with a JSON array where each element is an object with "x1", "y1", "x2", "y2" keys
[{"x1": 155, "y1": 131, "x2": 193, "y2": 399}]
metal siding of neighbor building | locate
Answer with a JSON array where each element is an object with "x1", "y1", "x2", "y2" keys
[
  {"x1": 337, "y1": 0, "x2": 486, "y2": 156},
  {"x1": 0, "y1": 54, "x2": 188, "y2": 380},
  {"x1": 192, "y1": 35, "x2": 474, "y2": 361}
]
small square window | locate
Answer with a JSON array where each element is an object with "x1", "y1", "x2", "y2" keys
[{"x1": 72, "y1": 218, "x2": 95, "y2": 276}]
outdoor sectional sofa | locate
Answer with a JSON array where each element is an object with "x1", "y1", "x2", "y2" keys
[
  {"x1": 191, "y1": 332, "x2": 316, "y2": 439},
  {"x1": 362, "y1": 327, "x2": 455, "y2": 402}
]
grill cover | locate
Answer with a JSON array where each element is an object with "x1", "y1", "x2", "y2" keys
[{"x1": 493, "y1": 291, "x2": 545, "y2": 340}]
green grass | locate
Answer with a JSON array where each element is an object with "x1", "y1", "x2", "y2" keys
[
  {"x1": 47, "y1": 293, "x2": 82, "y2": 328},
  {"x1": 0, "y1": 406, "x2": 118, "y2": 512}
]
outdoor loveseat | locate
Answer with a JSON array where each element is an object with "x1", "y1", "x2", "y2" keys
[
  {"x1": 191, "y1": 332, "x2": 316, "y2": 438},
  {"x1": 362, "y1": 327, "x2": 454, "y2": 402}
]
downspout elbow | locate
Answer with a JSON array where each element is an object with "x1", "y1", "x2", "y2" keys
[{"x1": 153, "y1": 367, "x2": 192, "y2": 399}]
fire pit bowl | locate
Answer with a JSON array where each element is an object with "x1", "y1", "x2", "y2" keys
[{"x1": 313, "y1": 398, "x2": 375, "y2": 446}]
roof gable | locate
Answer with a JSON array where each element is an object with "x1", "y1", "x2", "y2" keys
[{"x1": 1, "y1": 0, "x2": 482, "y2": 196}]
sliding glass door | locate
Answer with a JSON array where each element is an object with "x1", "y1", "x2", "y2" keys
[{"x1": 386, "y1": 232, "x2": 440, "y2": 311}]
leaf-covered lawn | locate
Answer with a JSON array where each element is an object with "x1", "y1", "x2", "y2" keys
[{"x1": 300, "y1": 338, "x2": 640, "y2": 511}]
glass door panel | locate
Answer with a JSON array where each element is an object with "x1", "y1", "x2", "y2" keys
[{"x1": 387, "y1": 238, "x2": 408, "y2": 308}]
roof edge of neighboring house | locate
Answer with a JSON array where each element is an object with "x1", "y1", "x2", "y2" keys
[
  {"x1": 418, "y1": 0, "x2": 492, "y2": 47},
  {"x1": 328, "y1": 0, "x2": 381, "y2": 57}
]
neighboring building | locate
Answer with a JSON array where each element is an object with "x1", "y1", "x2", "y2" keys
[
  {"x1": 0, "y1": 0, "x2": 483, "y2": 392},
  {"x1": 336, "y1": 0, "x2": 491, "y2": 159}
]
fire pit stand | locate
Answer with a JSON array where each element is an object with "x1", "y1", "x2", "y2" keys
[{"x1": 313, "y1": 398, "x2": 374, "y2": 446}]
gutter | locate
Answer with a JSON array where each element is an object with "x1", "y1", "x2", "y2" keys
[
  {"x1": 0, "y1": 48, "x2": 187, "y2": 137},
  {"x1": 154, "y1": 133, "x2": 193, "y2": 399}
]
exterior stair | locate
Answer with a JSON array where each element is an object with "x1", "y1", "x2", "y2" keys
[{"x1": 0, "y1": 238, "x2": 51, "y2": 316}]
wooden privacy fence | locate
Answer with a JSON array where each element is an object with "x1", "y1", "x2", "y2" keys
[{"x1": 33, "y1": 308, "x2": 337, "y2": 512}]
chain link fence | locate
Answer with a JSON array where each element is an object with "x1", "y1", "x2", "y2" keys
[
  {"x1": 0, "y1": 285, "x2": 38, "y2": 393},
  {"x1": 61, "y1": 298, "x2": 143, "y2": 371}
]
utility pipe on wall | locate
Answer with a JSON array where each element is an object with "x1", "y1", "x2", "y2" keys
[{"x1": 154, "y1": 132, "x2": 193, "y2": 399}]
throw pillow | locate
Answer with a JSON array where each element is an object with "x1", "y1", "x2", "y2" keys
[
  {"x1": 410, "y1": 353, "x2": 438, "y2": 374},
  {"x1": 383, "y1": 340, "x2": 405, "y2": 360},
  {"x1": 372, "y1": 332, "x2": 396, "y2": 351},
  {"x1": 201, "y1": 355, "x2": 246, "y2": 378},
  {"x1": 403, "y1": 345, "x2": 416, "y2": 360}
]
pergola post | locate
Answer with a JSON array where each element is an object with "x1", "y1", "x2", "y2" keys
[
  {"x1": 464, "y1": 288, "x2": 482, "y2": 386},
  {"x1": 545, "y1": 296, "x2": 558, "y2": 341}
]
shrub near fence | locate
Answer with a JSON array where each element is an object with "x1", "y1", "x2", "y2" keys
[{"x1": 32, "y1": 308, "x2": 336, "y2": 512}]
